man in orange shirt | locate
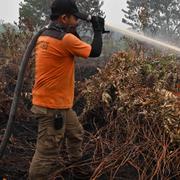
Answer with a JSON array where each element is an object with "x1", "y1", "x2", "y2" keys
[{"x1": 29, "y1": 0, "x2": 104, "y2": 179}]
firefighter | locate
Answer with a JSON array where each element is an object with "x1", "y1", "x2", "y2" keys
[{"x1": 28, "y1": 0, "x2": 104, "y2": 179}]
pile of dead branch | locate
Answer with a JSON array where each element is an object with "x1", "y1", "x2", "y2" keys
[{"x1": 72, "y1": 52, "x2": 180, "y2": 179}]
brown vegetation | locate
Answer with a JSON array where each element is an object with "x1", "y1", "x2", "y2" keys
[
  {"x1": 77, "y1": 52, "x2": 180, "y2": 179},
  {"x1": 0, "y1": 25, "x2": 180, "y2": 179}
]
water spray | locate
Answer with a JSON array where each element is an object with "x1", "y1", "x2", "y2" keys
[{"x1": 106, "y1": 23, "x2": 180, "y2": 54}]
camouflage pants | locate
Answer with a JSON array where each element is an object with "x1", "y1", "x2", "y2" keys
[{"x1": 28, "y1": 105, "x2": 84, "y2": 180}]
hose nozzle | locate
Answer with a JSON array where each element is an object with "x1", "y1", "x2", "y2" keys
[{"x1": 79, "y1": 14, "x2": 110, "y2": 34}]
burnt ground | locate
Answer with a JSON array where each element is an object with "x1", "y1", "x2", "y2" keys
[
  {"x1": 0, "y1": 115, "x2": 139, "y2": 180},
  {"x1": 0, "y1": 116, "x2": 37, "y2": 179}
]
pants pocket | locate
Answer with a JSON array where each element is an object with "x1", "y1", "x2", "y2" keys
[{"x1": 47, "y1": 126, "x2": 64, "y2": 148}]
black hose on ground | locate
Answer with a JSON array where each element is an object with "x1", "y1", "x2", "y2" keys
[{"x1": 0, "y1": 27, "x2": 47, "y2": 158}]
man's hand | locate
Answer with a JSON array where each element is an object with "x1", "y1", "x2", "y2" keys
[{"x1": 91, "y1": 16, "x2": 105, "y2": 32}]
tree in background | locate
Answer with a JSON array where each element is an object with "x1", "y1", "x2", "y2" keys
[
  {"x1": 122, "y1": 0, "x2": 180, "y2": 42},
  {"x1": 19, "y1": 0, "x2": 51, "y2": 30},
  {"x1": 19, "y1": 0, "x2": 104, "y2": 36},
  {"x1": 122, "y1": 0, "x2": 147, "y2": 31}
]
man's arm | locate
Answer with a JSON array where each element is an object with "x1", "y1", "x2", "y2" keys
[
  {"x1": 89, "y1": 16, "x2": 104, "y2": 58},
  {"x1": 89, "y1": 31, "x2": 102, "y2": 57}
]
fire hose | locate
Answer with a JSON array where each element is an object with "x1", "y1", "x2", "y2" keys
[{"x1": 0, "y1": 27, "x2": 47, "y2": 158}]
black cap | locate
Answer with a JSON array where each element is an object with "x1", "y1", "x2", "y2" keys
[{"x1": 50, "y1": 0, "x2": 87, "y2": 20}]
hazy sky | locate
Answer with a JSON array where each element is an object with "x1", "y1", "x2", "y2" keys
[{"x1": 0, "y1": 0, "x2": 128, "y2": 28}]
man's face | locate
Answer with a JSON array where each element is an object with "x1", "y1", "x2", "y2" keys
[
  {"x1": 67, "y1": 15, "x2": 79, "y2": 27},
  {"x1": 59, "y1": 14, "x2": 79, "y2": 27}
]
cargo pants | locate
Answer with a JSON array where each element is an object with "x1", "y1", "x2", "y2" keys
[{"x1": 28, "y1": 105, "x2": 84, "y2": 179}]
